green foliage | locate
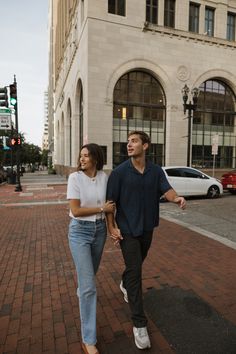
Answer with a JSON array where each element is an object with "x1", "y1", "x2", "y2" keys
[
  {"x1": 0, "y1": 131, "x2": 42, "y2": 167},
  {"x1": 47, "y1": 159, "x2": 56, "y2": 174},
  {"x1": 41, "y1": 149, "x2": 49, "y2": 167},
  {"x1": 48, "y1": 167, "x2": 56, "y2": 175},
  {"x1": 20, "y1": 143, "x2": 41, "y2": 165}
]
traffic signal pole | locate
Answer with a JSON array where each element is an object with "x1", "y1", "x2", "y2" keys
[{"x1": 12, "y1": 75, "x2": 22, "y2": 192}]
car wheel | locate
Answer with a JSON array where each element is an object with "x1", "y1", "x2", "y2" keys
[{"x1": 207, "y1": 185, "x2": 220, "y2": 198}]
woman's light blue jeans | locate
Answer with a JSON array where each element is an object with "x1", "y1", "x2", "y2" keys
[{"x1": 68, "y1": 218, "x2": 107, "y2": 345}]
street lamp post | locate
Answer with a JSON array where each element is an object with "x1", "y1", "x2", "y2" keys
[
  {"x1": 11, "y1": 75, "x2": 22, "y2": 192},
  {"x1": 182, "y1": 84, "x2": 199, "y2": 167}
]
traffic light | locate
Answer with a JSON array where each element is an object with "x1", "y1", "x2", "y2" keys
[
  {"x1": 9, "y1": 83, "x2": 17, "y2": 106},
  {"x1": 0, "y1": 87, "x2": 9, "y2": 107},
  {"x1": 10, "y1": 136, "x2": 21, "y2": 146}
]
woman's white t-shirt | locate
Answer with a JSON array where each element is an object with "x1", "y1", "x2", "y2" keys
[{"x1": 67, "y1": 170, "x2": 108, "y2": 221}]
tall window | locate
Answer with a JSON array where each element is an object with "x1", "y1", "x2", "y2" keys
[
  {"x1": 227, "y1": 12, "x2": 236, "y2": 41},
  {"x1": 67, "y1": 101, "x2": 72, "y2": 166},
  {"x1": 146, "y1": 0, "x2": 158, "y2": 24},
  {"x1": 79, "y1": 88, "x2": 83, "y2": 149},
  {"x1": 81, "y1": 0, "x2": 84, "y2": 23},
  {"x1": 205, "y1": 7, "x2": 214, "y2": 36},
  {"x1": 189, "y1": 2, "x2": 199, "y2": 33},
  {"x1": 192, "y1": 80, "x2": 236, "y2": 168},
  {"x1": 108, "y1": 0, "x2": 126, "y2": 16},
  {"x1": 113, "y1": 71, "x2": 166, "y2": 166},
  {"x1": 164, "y1": 0, "x2": 175, "y2": 28}
]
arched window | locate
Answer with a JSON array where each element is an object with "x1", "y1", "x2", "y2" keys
[
  {"x1": 113, "y1": 70, "x2": 166, "y2": 166},
  {"x1": 192, "y1": 79, "x2": 236, "y2": 168},
  {"x1": 67, "y1": 100, "x2": 72, "y2": 166},
  {"x1": 79, "y1": 87, "x2": 83, "y2": 149}
]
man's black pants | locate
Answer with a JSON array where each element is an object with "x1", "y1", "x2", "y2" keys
[{"x1": 120, "y1": 230, "x2": 153, "y2": 328}]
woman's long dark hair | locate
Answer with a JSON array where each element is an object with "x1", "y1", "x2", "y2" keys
[{"x1": 77, "y1": 143, "x2": 104, "y2": 171}]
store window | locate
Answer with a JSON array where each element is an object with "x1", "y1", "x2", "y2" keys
[
  {"x1": 100, "y1": 146, "x2": 107, "y2": 165},
  {"x1": 192, "y1": 80, "x2": 236, "y2": 168},
  {"x1": 113, "y1": 70, "x2": 166, "y2": 166}
]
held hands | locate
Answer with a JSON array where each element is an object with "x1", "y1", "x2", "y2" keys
[
  {"x1": 109, "y1": 227, "x2": 123, "y2": 246},
  {"x1": 102, "y1": 200, "x2": 116, "y2": 213}
]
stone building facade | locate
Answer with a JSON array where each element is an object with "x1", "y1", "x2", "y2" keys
[{"x1": 48, "y1": 0, "x2": 236, "y2": 176}]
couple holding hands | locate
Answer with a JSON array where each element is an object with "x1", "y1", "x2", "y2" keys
[{"x1": 67, "y1": 130, "x2": 186, "y2": 354}]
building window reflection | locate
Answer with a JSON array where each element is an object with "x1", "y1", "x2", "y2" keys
[
  {"x1": 192, "y1": 79, "x2": 236, "y2": 168},
  {"x1": 113, "y1": 70, "x2": 166, "y2": 167}
]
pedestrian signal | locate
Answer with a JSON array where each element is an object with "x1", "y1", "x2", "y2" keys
[{"x1": 10, "y1": 136, "x2": 21, "y2": 146}]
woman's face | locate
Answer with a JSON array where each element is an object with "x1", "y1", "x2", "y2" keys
[{"x1": 79, "y1": 147, "x2": 95, "y2": 171}]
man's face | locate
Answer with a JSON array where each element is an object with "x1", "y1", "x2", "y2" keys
[{"x1": 127, "y1": 134, "x2": 148, "y2": 158}]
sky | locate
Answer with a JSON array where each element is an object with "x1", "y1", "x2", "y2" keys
[{"x1": 0, "y1": 0, "x2": 49, "y2": 147}]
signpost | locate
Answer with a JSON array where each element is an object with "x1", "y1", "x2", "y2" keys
[
  {"x1": 212, "y1": 134, "x2": 219, "y2": 177},
  {"x1": 0, "y1": 108, "x2": 12, "y2": 130},
  {"x1": 0, "y1": 115, "x2": 11, "y2": 130}
]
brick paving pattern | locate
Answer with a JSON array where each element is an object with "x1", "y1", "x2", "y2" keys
[{"x1": 0, "y1": 180, "x2": 236, "y2": 353}]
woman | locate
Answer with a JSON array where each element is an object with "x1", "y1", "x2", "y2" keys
[{"x1": 67, "y1": 143, "x2": 115, "y2": 354}]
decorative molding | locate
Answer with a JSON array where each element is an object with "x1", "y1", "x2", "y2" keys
[{"x1": 177, "y1": 65, "x2": 190, "y2": 82}]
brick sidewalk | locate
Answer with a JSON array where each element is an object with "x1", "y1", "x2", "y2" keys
[
  {"x1": 0, "y1": 182, "x2": 236, "y2": 353},
  {"x1": 0, "y1": 183, "x2": 66, "y2": 205}
]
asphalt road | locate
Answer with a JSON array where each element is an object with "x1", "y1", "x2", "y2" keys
[{"x1": 160, "y1": 192, "x2": 236, "y2": 248}]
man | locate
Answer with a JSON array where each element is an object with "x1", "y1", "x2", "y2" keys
[{"x1": 106, "y1": 131, "x2": 186, "y2": 350}]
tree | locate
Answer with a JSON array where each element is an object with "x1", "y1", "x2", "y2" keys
[
  {"x1": 20, "y1": 143, "x2": 41, "y2": 167},
  {"x1": 0, "y1": 131, "x2": 42, "y2": 170},
  {"x1": 41, "y1": 149, "x2": 49, "y2": 167}
]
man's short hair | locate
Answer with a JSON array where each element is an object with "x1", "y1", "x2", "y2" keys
[{"x1": 128, "y1": 130, "x2": 151, "y2": 146}]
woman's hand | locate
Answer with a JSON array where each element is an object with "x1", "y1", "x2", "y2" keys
[{"x1": 102, "y1": 200, "x2": 115, "y2": 213}]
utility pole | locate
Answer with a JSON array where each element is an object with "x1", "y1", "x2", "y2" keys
[{"x1": 10, "y1": 75, "x2": 22, "y2": 192}]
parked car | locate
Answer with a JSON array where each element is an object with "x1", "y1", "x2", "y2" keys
[
  {"x1": 162, "y1": 166, "x2": 223, "y2": 198},
  {"x1": 221, "y1": 170, "x2": 236, "y2": 194}
]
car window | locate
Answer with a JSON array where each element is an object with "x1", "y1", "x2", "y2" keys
[
  {"x1": 182, "y1": 168, "x2": 208, "y2": 179},
  {"x1": 165, "y1": 168, "x2": 182, "y2": 177}
]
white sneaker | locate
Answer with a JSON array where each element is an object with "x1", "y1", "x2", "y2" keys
[
  {"x1": 133, "y1": 326, "x2": 151, "y2": 349},
  {"x1": 119, "y1": 281, "x2": 128, "y2": 303}
]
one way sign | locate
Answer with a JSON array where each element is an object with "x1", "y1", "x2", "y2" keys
[{"x1": 0, "y1": 115, "x2": 11, "y2": 130}]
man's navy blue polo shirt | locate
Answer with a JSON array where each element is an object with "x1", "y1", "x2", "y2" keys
[{"x1": 106, "y1": 159, "x2": 172, "y2": 237}]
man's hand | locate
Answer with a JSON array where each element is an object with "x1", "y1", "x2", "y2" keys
[
  {"x1": 109, "y1": 227, "x2": 123, "y2": 246},
  {"x1": 173, "y1": 196, "x2": 186, "y2": 209},
  {"x1": 164, "y1": 189, "x2": 186, "y2": 210}
]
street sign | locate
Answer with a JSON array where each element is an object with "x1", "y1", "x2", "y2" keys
[
  {"x1": 212, "y1": 144, "x2": 218, "y2": 155},
  {"x1": 0, "y1": 115, "x2": 11, "y2": 130},
  {"x1": 0, "y1": 108, "x2": 11, "y2": 114},
  {"x1": 211, "y1": 134, "x2": 219, "y2": 155}
]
